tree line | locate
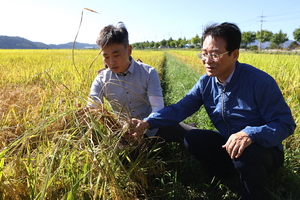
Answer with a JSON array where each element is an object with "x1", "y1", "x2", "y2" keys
[{"x1": 132, "y1": 28, "x2": 300, "y2": 50}]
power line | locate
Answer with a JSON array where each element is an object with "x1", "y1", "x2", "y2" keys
[
  {"x1": 267, "y1": 10, "x2": 300, "y2": 18},
  {"x1": 237, "y1": 1, "x2": 299, "y2": 31},
  {"x1": 267, "y1": 1, "x2": 299, "y2": 16}
]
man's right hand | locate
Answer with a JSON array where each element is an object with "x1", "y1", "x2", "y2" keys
[
  {"x1": 132, "y1": 118, "x2": 150, "y2": 131},
  {"x1": 222, "y1": 131, "x2": 252, "y2": 159},
  {"x1": 125, "y1": 118, "x2": 150, "y2": 138}
]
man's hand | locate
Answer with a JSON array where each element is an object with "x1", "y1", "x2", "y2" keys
[
  {"x1": 132, "y1": 118, "x2": 150, "y2": 130},
  {"x1": 222, "y1": 131, "x2": 252, "y2": 159},
  {"x1": 125, "y1": 118, "x2": 150, "y2": 139}
]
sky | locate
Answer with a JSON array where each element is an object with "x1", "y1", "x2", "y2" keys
[{"x1": 1, "y1": 0, "x2": 299, "y2": 45}]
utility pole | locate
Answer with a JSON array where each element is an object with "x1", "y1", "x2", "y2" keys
[{"x1": 259, "y1": 11, "x2": 266, "y2": 50}]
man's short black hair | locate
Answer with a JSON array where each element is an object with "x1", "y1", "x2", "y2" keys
[
  {"x1": 201, "y1": 22, "x2": 241, "y2": 53},
  {"x1": 96, "y1": 22, "x2": 129, "y2": 49}
]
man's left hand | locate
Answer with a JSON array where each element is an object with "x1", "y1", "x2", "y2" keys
[{"x1": 222, "y1": 131, "x2": 252, "y2": 159}]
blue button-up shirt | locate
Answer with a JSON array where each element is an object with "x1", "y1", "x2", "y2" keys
[{"x1": 146, "y1": 61, "x2": 296, "y2": 150}]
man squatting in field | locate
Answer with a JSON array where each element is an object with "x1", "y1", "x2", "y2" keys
[
  {"x1": 131, "y1": 22, "x2": 296, "y2": 200},
  {"x1": 89, "y1": 22, "x2": 195, "y2": 143}
]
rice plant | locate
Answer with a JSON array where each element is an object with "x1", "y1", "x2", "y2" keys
[{"x1": 0, "y1": 49, "x2": 166, "y2": 199}]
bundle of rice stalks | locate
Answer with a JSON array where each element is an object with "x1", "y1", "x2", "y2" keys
[{"x1": 0, "y1": 97, "x2": 164, "y2": 199}]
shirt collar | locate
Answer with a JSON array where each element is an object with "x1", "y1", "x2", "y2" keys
[{"x1": 215, "y1": 67, "x2": 236, "y2": 87}]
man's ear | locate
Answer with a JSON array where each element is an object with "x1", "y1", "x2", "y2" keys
[
  {"x1": 232, "y1": 49, "x2": 239, "y2": 60},
  {"x1": 128, "y1": 45, "x2": 133, "y2": 56}
]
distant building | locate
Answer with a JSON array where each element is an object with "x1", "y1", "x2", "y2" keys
[{"x1": 84, "y1": 46, "x2": 96, "y2": 49}]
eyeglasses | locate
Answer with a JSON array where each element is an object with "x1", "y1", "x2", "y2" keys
[{"x1": 197, "y1": 51, "x2": 229, "y2": 62}]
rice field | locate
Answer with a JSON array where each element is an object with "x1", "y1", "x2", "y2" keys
[
  {"x1": 0, "y1": 49, "x2": 166, "y2": 199},
  {"x1": 0, "y1": 49, "x2": 299, "y2": 199}
]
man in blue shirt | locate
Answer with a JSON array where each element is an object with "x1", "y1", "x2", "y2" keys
[{"x1": 131, "y1": 22, "x2": 296, "y2": 200}]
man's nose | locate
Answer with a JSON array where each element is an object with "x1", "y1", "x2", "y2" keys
[{"x1": 109, "y1": 58, "x2": 116, "y2": 64}]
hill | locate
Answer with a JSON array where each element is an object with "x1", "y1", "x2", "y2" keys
[
  {"x1": 249, "y1": 40, "x2": 293, "y2": 49},
  {"x1": 0, "y1": 36, "x2": 98, "y2": 49},
  {"x1": 48, "y1": 42, "x2": 98, "y2": 49}
]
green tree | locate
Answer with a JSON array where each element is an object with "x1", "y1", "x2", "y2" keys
[
  {"x1": 177, "y1": 37, "x2": 182, "y2": 43},
  {"x1": 160, "y1": 39, "x2": 167, "y2": 47},
  {"x1": 177, "y1": 42, "x2": 183, "y2": 48},
  {"x1": 256, "y1": 30, "x2": 273, "y2": 43},
  {"x1": 180, "y1": 37, "x2": 188, "y2": 47},
  {"x1": 256, "y1": 30, "x2": 273, "y2": 50},
  {"x1": 176, "y1": 37, "x2": 183, "y2": 48},
  {"x1": 191, "y1": 34, "x2": 201, "y2": 47},
  {"x1": 167, "y1": 37, "x2": 174, "y2": 47},
  {"x1": 293, "y1": 28, "x2": 300, "y2": 43},
  {"x1": 149, "y1": 41, "x2": 155, "y2": 48},
  {"x1": 270, "y1": 30, "x2": 288, "y2": 48},
  {"x1": 170, "y1": 41, "x2": 177, "y2": 48},
  {"x1": 145, "y1": 40, "x2": 150, "y2": 47},
  {"x1": 241, "y1": 31, "x2": 256, "y2": 48}
]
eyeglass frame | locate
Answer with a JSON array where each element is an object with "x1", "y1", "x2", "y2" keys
[{"x1": 197, "y1": 51, "x2": 230, "y2": 62}]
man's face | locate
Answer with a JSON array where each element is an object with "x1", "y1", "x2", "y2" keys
[
  {"x1": 101, "y1": 43, "x2": 132, "y2": 73},
  {"x1": 201, "y1": 35, "x2": 238, "y2": 83}
]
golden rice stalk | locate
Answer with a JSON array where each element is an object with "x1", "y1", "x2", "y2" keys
[{"x1": 84, "y1": 8, "x2": 99, "y2": 13}]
